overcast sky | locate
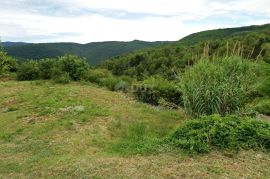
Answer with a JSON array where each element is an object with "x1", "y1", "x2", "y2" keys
[{"x1": 0, "y1": 0, "x2": 270, "y2": 43}]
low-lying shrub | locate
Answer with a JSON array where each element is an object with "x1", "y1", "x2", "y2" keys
[
  {"x1": 170, "y1": 115, "x2": 270, "y2": 153},
  {"x1": 133, "y1": 76, "x2": 182, "y2": 106},
  {"x1": 83, "y1": 69, "x2": 112, "y2": 83},
  {"x1": 100, "y1": 77, "x2": 121, "y2": 91}
]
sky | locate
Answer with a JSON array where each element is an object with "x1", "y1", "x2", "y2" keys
[{"x1": 0, "y1": 0, "x2": 270, "y2": 43}]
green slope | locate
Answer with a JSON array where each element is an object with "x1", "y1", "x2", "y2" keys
[
  {"x1": 1, "y1": 80, "x2": 270, "y2": 178},
  {"x1": 3, "y1": 40, "x2": 169, "y2": 65}
]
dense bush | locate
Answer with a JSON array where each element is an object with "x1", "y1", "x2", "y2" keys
[
  {"x1": 83, "y1": 69, "x2": 112, "y2": 83},
  {"x1": 16, "y1": 55, "x2": 90, "y2": 82},
  {"x1": 170, "y1": 115, "x2": 270, "y2": 153},
  {"x1": 17, "y1": 61, "x2": 40, "y2": 81},
  {"x1": 180, "y1": 57, "x2": 257, "y2": 117},
  {"x1": 57, "y1": 55, "x2": 89, "y2": 81},
  {"x1": 38, "y1": 58, "x2": 56, "y2": 79},
  {"x1": 0, "y1": 51, "x2": 17, "y2": 74},
  {"x1": 133, "y1": 76, "x2": 182, "y2": 106}
]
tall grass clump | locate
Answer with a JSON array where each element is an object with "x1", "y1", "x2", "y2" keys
[{"x1": 180, "y1": 56, "x2": 257, "y2": 117}]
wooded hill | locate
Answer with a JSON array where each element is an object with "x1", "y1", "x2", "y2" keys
[
  {"x1": 100, "y1": 24, "x2": 270, "y2": 80},
  {"x1": 3, "y1": 40, "x2": 169, "y2": 65}
]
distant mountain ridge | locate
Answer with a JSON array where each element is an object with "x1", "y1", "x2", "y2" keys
[
  {"x1": 2, "y1": 23, "x2": 270, "y2": 65},
  {"x1": 2, "y1": 40, "x2": 171, "y2": 65}
]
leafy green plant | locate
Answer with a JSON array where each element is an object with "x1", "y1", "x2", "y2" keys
[
  {"x1": 0, "y1": 51, "x2": 17, "y2": 74},
  {"x1": 38, "y1": 58, "x2": 57, "y2": 79},
  {"x1": 100, "y1": 76, "x2": 122, "y2": 91},
  {"x1": 180, "y1": 56, "x2": 257, "y2": 117},
  {"x1": 83, "y1": 68, "x2": 112, "y2": 84},
  {"x1": 133, "y1": 76, "x2": 182, "y2": 106},
  {"x1": 170, "y1": 115, "x2": 270, "y2": 153},
  {"x1": 57, "y1": 55, "x2": 89, "y2": 81},
  {"x1": 17, "y1": 61, "x2": 40, "y2": 81}
]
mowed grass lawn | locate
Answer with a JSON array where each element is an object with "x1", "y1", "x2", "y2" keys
[{"x1": 0, "y1": 80, "x2": 270, "y2": 178}]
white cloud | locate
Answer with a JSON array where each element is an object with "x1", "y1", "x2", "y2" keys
[{"x1": 0, "y1": 0, "x2": 269, "y2": 43}]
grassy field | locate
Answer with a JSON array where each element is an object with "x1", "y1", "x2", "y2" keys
[{"x1": 0, "y1": 80, "x2": 270, "y2": 178}]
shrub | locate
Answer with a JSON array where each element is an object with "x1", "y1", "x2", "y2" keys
[
  {"x1": 133, "y1": 76, "x2": 182, "y2": 106},
  {"x1": 83, "y1": 69, "x2": 112, "y2": 84},
  {"x1": 180, "y1": 57, "x2": 257, "y2": 117},
  {"x1": 114, "y1": 80, "x2": 130, "y2": 93},
  {"x1": 100, "y1": 76, "x2": 122, "y2": 91},
  {"x1": 170, "y1": 115, "x2": 270, "y2": 153},
  {"x1": 38, "y1": 58, "x2": 57, "y2": 79},
  {"x1": 0, "y1": 51, "x2": 17, "y2": 74},
  {"x1": 58, "y1": 55, "x2": 89, "y2": 81},
  {"x1": 53, "y1": 72, "x2": 70, "y2": 84},
  {"x1": 17, "y1": 61, "x2": 40, "y2": 81}
]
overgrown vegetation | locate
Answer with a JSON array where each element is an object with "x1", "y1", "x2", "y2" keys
[
  {"x1": 180, "y1": 57, "x2": 259, "y2": 117},
  {"x1": 170, "y1": 115, "x2": 270, "y2": 153},
  {"x1": 101, "y1": 25, "x2": 270, "y2": 80},
  {"x1": 254, "y1": 99, "x2": 270, "y2": 115},
  {"x1": 133, "y1": 76, "x2": 182, "y2": 106},
  {"x1": 0, "y1": 47, "x2": 17, "y2": 75}
]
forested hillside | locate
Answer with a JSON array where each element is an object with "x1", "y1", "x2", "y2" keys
[
  {"x1": 101, "y1": 24, "x2": 270, "y2": 80},
  {"x1": 3, "y1": 40, "x2": 169, "y2": 65}
]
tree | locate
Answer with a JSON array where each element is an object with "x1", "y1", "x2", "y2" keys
[{"x1": 0, "y1": 42, "x2": 17, "y2": 74}]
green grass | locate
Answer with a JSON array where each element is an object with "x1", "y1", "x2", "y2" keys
[{"x1": 0, "y1": 80, "x2": 270, "y2": 178}]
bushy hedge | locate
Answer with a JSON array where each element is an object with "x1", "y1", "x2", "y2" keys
[
  {"x1": 17, "y1": 61, "x2": 40, "y2": 81},
  {"x1": 180, "y1": 57, "x2": 258, "y2": 117},
  {"x1": 17, "y1": 55, "x2": 89, "y2": 81},
  {"x1": 133, "y1": 76, "x2": 182, "y2": 106},
  {"x1": 170, "y1": 115, "x2": 270, "y2": 153}
]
